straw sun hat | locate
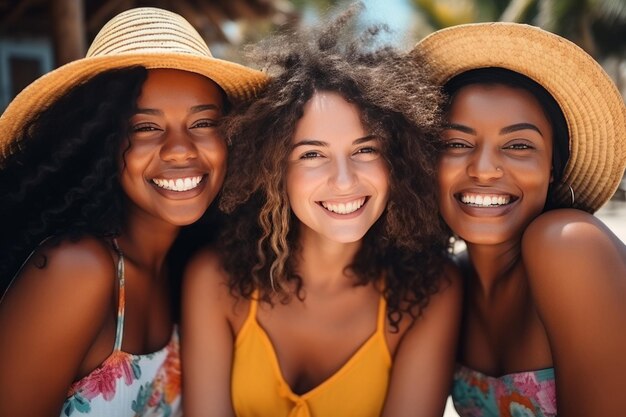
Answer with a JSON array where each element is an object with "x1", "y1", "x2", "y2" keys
[
  {"x1": 417, "y1": 22, "x2": 626, "y2": 213},
  {"x1": 0, "y1": 7, "x2": 267, "y2": 162}
]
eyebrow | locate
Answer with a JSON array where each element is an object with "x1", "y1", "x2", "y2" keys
[
  {"x1": 500, "y1": 123, "x2": 543, "y2": 136},
  {"x1": 444, "y1": 122, "x2": 543, "y2": 136},
  {"x1": 292, "y1": 135, "x2": 378, "y2": 149},
  {"x1": 444, "y1": 123, "x2": 475, "y2": 135},
  {"x1": 190, "y1": 104, "x2": 222, "y2": 113},
  {"x1": 134, "y1": 103, "x2": 222, "y2": 116}
]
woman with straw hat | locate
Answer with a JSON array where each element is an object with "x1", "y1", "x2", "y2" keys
[
  {"x1": 415, "y1": 22, "x2": 626, "y2": 416},
  {"x1": 181, "y1": 4, "x2": 461, "y2": 417},
  {"x1": 0, "y1": 7, "x2": 265, "y2": 417}
]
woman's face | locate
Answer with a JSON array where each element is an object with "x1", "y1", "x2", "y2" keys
[
  {"x1": 438, "y1": 83, "x2": 553, "y2": 246},
  {"x1": 120, "y1": 69, "x2": 227, "y2": 227},
  {"x1": 286, "y1": 91, "x2": 389, "y2": 244}
]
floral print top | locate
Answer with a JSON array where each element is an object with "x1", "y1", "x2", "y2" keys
[
  {"x1": 452, "y1": 364, "x2": 556, "y2": 417},
  {"x1": 61, "y1": 241, "x2": 181, "y2": 417}
]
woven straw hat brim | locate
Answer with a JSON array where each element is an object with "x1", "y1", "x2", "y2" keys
[
  {"x1": 417, "y1": 22, "x2": 626, "y2": 213},
  {"x1": 0, "y1": 53, "x2": 266, "y2": 160},
  {"x1": 0, "y1": 7, "x2": 268, "y2": 162}
]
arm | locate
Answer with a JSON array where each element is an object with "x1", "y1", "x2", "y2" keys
[
  {"x1": 522, "y1": 209, "x2": 626, "y2": 416},
  {"x1": 0, "y1": 237, "x2": 115, "y2": 417},
  {"x1": 180, "y1": 248, "x2": 236, "y2": 417},
  {"x1": 381, "y1": 263, "x2": 463, "y2": 417}
]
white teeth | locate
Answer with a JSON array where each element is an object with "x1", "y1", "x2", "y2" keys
[
  {"x1": 321, "y1": 197, "x2": 366, "y2": 214},
  {"x1": 460, "y1": 193, "x2": 510, "y2": 207},
  {"x1": 152, "y1": 176, "x2": 203, "y2": 192}
]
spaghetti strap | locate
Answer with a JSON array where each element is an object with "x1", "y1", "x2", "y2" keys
[
  {"x1": 111, "y1": 239, "x2": 126, "y2": 351},
  {"x1": 249, "y1": 290, "x2": 260, "y2": 318},
  {"x1": 235, "y1": 290, "x2": 260, "y2": 341},
  {"x1": 376, "y1": 295, "x2": 387, "y2": 333}
]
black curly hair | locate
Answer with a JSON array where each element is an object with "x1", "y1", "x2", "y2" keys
[
  {"x1": 0, "y1": 67, "x2": 148, "y2": 288},
  {"x1": 217, "y1": 3, "x2": 449, "y2": 330}
]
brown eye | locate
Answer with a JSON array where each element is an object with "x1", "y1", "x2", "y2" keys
[
  {"x1": 505, "y1": 143, "x2": 532, "y2": 150},
  {"x1": 443, "y1": 140, "x2": 472, "y2": 150},
  {"x1": 191, "y1": 119, "x2": 218, "y2": 129},
  {"x1": 300, "y1": 151, "x2": 321, "y2": 159},
  {"x1": 131, "y1": 123, "x2": 161, "y2": 133}
]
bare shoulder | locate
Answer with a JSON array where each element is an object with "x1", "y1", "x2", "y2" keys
[
  {"x1": 180, "y1": 246, "x2": 240, "y2": 416},
  {"x1": 433, "y1": 259, "x2": 463, "y2": 301},
  {"x1": 413, "y1": 259, "x2": 462, "y2": 325},
  {"x1": 0, "y1": 236, "x2": 117, "y2": 416},
  {"x1": 183, "y1": 246, "x2": 230, "y2": 295},
  {"x1": 523, "y1": 208, "x2": 624, "y2": 255},
  {"x1": 1, "y1": 235, "x2": 116, "y2": 342},
  {"x1": 3, "y1": 235, "x2": 116, "y2": 306},
  {"x1": 181, "y1": 245, "x2": 242, "y2": 317},
  {"x1": 521, "y1": 208, "x2": 626, "y2": 323},
  {"x1": 522, "y1": 209, "x2": 625, "y2": 280},
  {"x1": 522, "y1": 212, "x2": 626, "y2": 414}
]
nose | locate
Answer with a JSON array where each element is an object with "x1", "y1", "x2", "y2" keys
[
  {"x1": 159, "y1": 129, "x2": 198, "y2": 162},
  {"x1": 467, "y1": 146, "x2": 503, "y2": 182},
  {"x1": 329, "y1": 157, "x2": 358, "y2": 191}
]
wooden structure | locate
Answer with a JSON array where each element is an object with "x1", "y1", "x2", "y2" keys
[{"x1": 1, "y1": 0, "x2": 295, "y2": 63}]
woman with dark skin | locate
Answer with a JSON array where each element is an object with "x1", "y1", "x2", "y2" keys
[
  {"x1": 416, "y1": 23, "x2": 626, "y2": 416},
  {"x1": 0, "y1": 8, "x2": 265, "y2": 417},
  {"x1": 181, "y1": 5, "x2": 461, "y2": 417}
]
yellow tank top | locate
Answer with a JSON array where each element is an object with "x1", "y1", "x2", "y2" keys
[{"x1": 231, "y1": 293, "x2": 391, "y2": 417}]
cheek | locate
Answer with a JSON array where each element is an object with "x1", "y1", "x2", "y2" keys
[
  {"x1": 119, "y1": 151, "x2": 146, "y2": 183},
  {"x1": 525, "y1": 171, "x2": 552, "y2": 209},
  {"x1": 515, "y1": 158, "x2": 552, "y2": 192},
  {"x1": 286, "y1": 170, "x2": 307, "y2": 212},
  {"x1": 208, "y1": 146, "x2": 228, "y2": 180},
  {"x1": 436, "y1": 158, "x2": 456, "y2": 197},
  {"x1": 118, "y1": 165, "x2": 143, "y2": 201},
  {"x1": 436, "y1": 158, "x2": 463, "y2": 224},
  {"x1": 366, "y1": 161, "x2": 390, "y2": 198},
  {"x1": 117, "y1": 146, "x2": 153, "y2": 199}
]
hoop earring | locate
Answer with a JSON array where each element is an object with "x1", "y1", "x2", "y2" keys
[{"x1": 567, "y1": 183, "x2": 575, "y2": 206}]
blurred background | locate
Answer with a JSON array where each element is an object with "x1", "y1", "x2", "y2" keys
[
  {"x1": 0, "y1": 1, "x2": 624, "y2": 415},
  {"x1": 1, "y1": 0, "x2": 625, "y2": 112}
]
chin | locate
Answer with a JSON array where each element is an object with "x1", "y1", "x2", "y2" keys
[
  {"x1": 323, "y1": 231, "x2": 369, "y2": 244},
  {"x1": 457, "y1": 228, "x2": 521, "y2": 246},
  {"x1": 163, "y1": 211, "x2": 207, "y2": 227}
]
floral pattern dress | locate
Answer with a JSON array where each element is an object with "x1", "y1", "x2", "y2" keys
[
  {"x1": 61, "y1": 241, "x2": 181, "y2": 417},
  {"x1": 452, "y1": 364, "x2": 556, "y2": 417}
]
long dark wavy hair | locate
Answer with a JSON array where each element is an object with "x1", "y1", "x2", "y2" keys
[
  {"x1": 0, "y1": 67, "x2": 148, "y2": 289},
  {"x1": 217, "y1": 3, "x2": 449, "y2": 329}
]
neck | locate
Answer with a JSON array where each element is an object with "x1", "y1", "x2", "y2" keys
[
  {"x1": 295, "y1": 226, "x2": 362, "y2": 294},
  {"x1": 118, "y1": 211, "x2": 180, "y2": 275},
  {"x1": 465, "y1": 240, "x2": 523, "y2": 298}
]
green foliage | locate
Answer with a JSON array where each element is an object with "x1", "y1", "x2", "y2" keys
[{"x1": 409, "y1": 0, "x2": 626, "y2": 58}]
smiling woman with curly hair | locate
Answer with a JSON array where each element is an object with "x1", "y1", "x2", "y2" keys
[
  {"x1": 180, "y1": 4, "x2": 462, "y2": 417},
  {"x1": 0, "y1": 7, "x2": 266, "y2": 417}
]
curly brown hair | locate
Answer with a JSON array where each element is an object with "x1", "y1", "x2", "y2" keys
[{"x1": 217, "y1": 3, "x2": 448, "y2": 329}]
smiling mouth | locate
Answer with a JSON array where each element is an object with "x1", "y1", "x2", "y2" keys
[
  {"x1": 458, "y1": 193, "x2": 515, "y2": 207},
  {"x1": 152, "y1": 175, "x2": 204, "y2": 192},
  {"x1": 319, "y1": 197, "x2": 367, "y2": 214}
]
